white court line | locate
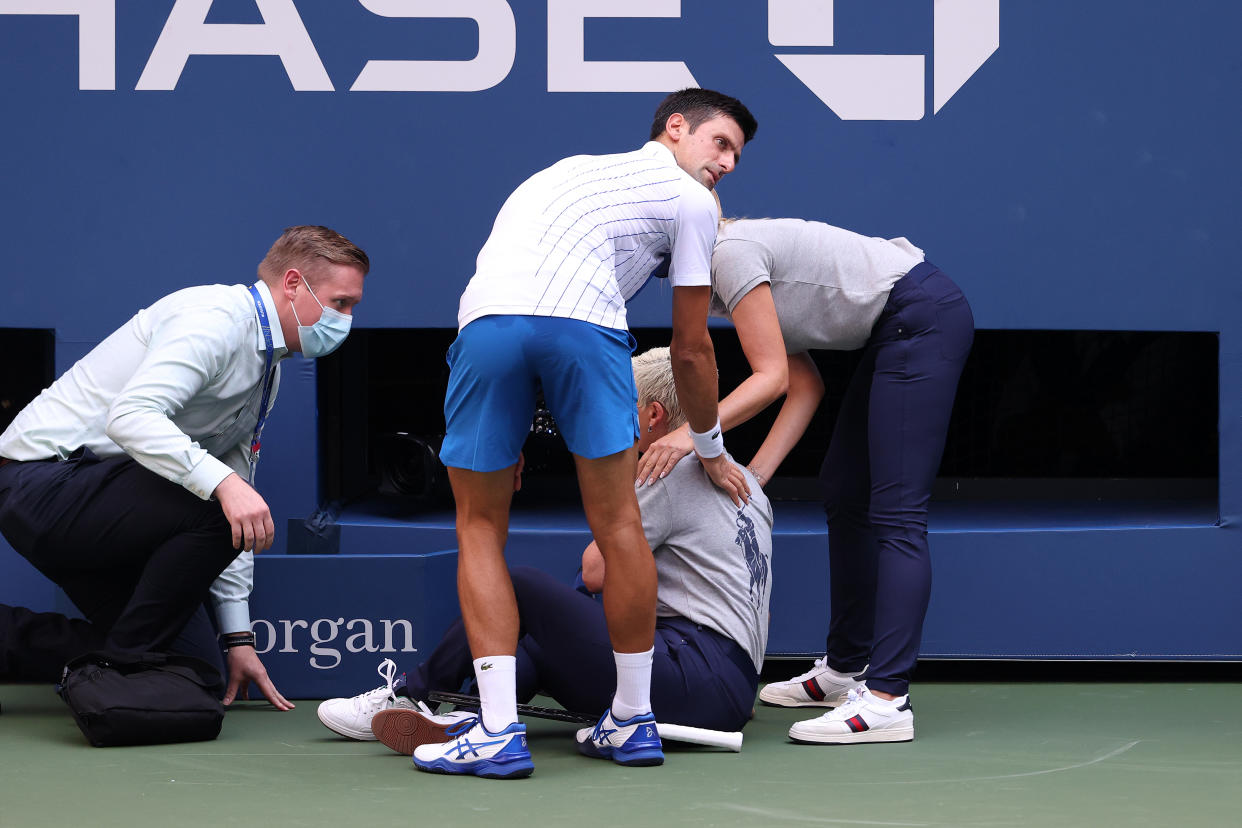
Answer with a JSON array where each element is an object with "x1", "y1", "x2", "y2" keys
[
  {"x1": 174, "y1": 753, "x2": 379, "y2": 757},
  {"x1": 869, "y1": 740, "x2": 1143, "y2": 786},
  {"x1": 702, "y1": 803, "x2": 932, "y2": 826},
  {"x1": 163, "y1": 781, "x2": 251, "y2": 786}
]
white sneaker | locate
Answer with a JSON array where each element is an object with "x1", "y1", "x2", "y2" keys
[
  {"x1": 788, "y1": 686, "x2": 914, "y2": 744},
  {"x1": 759, "y1": 657, "x2": 866, "y2": 708},
  {"x1": 372, "y1": 706, "x2": 477, "y2": 755},
  {"x1": 412, "y1": 718, "x2": 534, "y2": 779},
  {"x1": 316, "y1": 658, "x2": 419, "y2": 740}
]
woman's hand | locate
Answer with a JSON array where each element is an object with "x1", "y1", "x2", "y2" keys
[{"x1": 635, "y1": 427, "x2": 694, "y2": 486}]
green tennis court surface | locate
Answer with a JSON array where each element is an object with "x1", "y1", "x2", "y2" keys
[{"x1": 2, "y1": 681, "x2": 1240, "y2": 827}]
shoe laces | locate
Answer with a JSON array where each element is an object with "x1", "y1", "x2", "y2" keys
[
  {"x1": 349, "y1": 658, "x2": 400, "y2": 714},
  {"x1": 590, "y1": 712, "x2": 619, "y2": 744},
  {"x1": 791, "y1": 656, "x2": 830, "y2": 682},
  {"x1": 792, "y1": 658, "x2": 867, "y2": 685},
  {"x1": 825, "y1": 687, "x2": 867, "y2": 720},
  {"x1": 446, "y1": 715, "x2": 480, "y2": 739},
  {"x1": 413, "y1": 700, "x2": 473, "y2": 725}
]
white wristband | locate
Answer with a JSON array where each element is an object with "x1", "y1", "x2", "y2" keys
[{"x1": 689, "y1": 417, "x2": 725, "y2": 459}]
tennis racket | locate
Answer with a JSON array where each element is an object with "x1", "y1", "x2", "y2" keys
[{"x1": 427, "y1": 690, "x2": 743, "y2": 752}]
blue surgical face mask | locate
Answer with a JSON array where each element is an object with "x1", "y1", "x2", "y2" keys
[{"x1": 292, "y1": 277, "x2": 352, "y2": 358}]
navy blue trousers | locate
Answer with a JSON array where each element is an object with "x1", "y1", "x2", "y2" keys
[
  {"x1": 407, "y1": 566, "x2": 759, "y2": 732},
  {"x1": 0, "y1": 452, "x2": 234, "y2": 681},
  {"x1": 819, "y1": 263, "x2": 974, "y2": 696}
]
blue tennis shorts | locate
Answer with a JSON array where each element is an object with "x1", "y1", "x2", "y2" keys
[{"x1": 439, "y1": 315, "x2": 640, "y2": 472}]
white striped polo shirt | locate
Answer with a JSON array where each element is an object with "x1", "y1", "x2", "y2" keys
[{"x1": 457, "y1": 140, "x2": 719, "y2": 332}]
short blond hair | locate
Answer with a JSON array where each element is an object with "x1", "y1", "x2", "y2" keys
[
  {"x1": 257, "y1": 225, "x2": 370, "y2": 285},
  {"x1": 631, "y1": 347, "x2": 686, "y2": 430}
]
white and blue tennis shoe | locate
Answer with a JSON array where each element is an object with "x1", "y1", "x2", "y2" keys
[
  {"x1": 412, "y1": 717, "x2": 534, "y2": 779},
  {"x1": 575, "y1": 709, "x2": 665, "y2": 766}
]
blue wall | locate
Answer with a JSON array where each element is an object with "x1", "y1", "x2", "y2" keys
[{"x1": 2, "y1": 2, "x2": 1239, "y2": 689}]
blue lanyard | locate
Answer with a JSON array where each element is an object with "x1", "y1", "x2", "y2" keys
[{"x1": 247, "y1": 285, "x2": 277, "y2": 485}]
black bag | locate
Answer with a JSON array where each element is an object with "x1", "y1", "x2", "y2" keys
[{"x1": 56, "y1": 651, "x2": 225, "y2": 747}]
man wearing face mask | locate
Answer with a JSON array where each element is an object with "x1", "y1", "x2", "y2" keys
[{"x1": 0, "y1": 225, "x2": 368, "y2": 712}]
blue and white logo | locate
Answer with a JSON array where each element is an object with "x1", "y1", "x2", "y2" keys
[
  {"x1": 770, "y1": 0, "x2": 1000, "y2": 119},
  {"x1": 0, "y1": 0, "x2": 998, "y2": 119}
]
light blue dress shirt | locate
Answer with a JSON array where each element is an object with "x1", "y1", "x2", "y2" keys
[{"x1": 0, "y1": 281, "x2": 287, "y2": 633}]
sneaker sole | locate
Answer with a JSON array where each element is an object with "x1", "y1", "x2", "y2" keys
[
  {"x1": 758, "y1": 687, "x2": 849, "y2": 708},
  {"x1": 413, "y1": 756, "x2": 534, "y2": 779},
  {"x1": 576, "y1": 740, "x2": 665, "y2": 767},
  {"x1": 371, "y1": 709, "x2": 459, "y2": 755},
  {"x1": 758, "y1": 696, "x2": 839, "y2": 709},
  {"x1": 316, "y1": 707, "x2": 377, "y2": 741},
  {"x1": 614, "y1": 749, "x2": 665, "y2": 767},
  {"x1": 788, "y1": 725, "x2": 914, "y2": 745}
]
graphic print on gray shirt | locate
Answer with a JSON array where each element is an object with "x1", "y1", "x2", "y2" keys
[{"x1": 636, "y1": 453, "x2": 774, "y2": 671}]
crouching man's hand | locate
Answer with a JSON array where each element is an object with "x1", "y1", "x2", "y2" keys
[{"x1": 223, "y1": 639, "x2": 294, "y2": 711}]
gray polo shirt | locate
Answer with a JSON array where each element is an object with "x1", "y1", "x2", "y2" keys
[
  {"x1": 710, "y1": 218, "x2": 925, "y2": 352},
  {"x1": 638, "y1": 453, "x2": 774, "y2": 671}
]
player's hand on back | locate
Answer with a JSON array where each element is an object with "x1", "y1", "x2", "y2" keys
[{"x1": 699, "y1": 453, "x2": 750, "y2": 507}]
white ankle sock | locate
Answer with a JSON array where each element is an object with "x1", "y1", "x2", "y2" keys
[
  {"x1": 473, "y1": 655, "x2": 517, "y2": 732},
  {"x1": 611, "y1": 648, "x2": 654, "y2": 720}
]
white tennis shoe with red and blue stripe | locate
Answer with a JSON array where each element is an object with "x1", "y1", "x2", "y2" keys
[
  {"x1": 788, "y1": 686, "x2": 914, "y2": 744},
  {"x1": 759, "y1": 657, "x2": 865, "y2": 708}
]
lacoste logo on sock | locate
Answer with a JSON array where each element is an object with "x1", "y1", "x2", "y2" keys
[
  {"x1": 480, "y1": 662, "x2": 493, "y2": 671},
  {"x1": 710, "y1": 430, "x2": 720, "y2": 439}
]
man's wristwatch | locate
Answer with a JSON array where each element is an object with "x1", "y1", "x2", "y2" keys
[{"x1": 221, "y1": 632, "x2": 256, "y2": 652}]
